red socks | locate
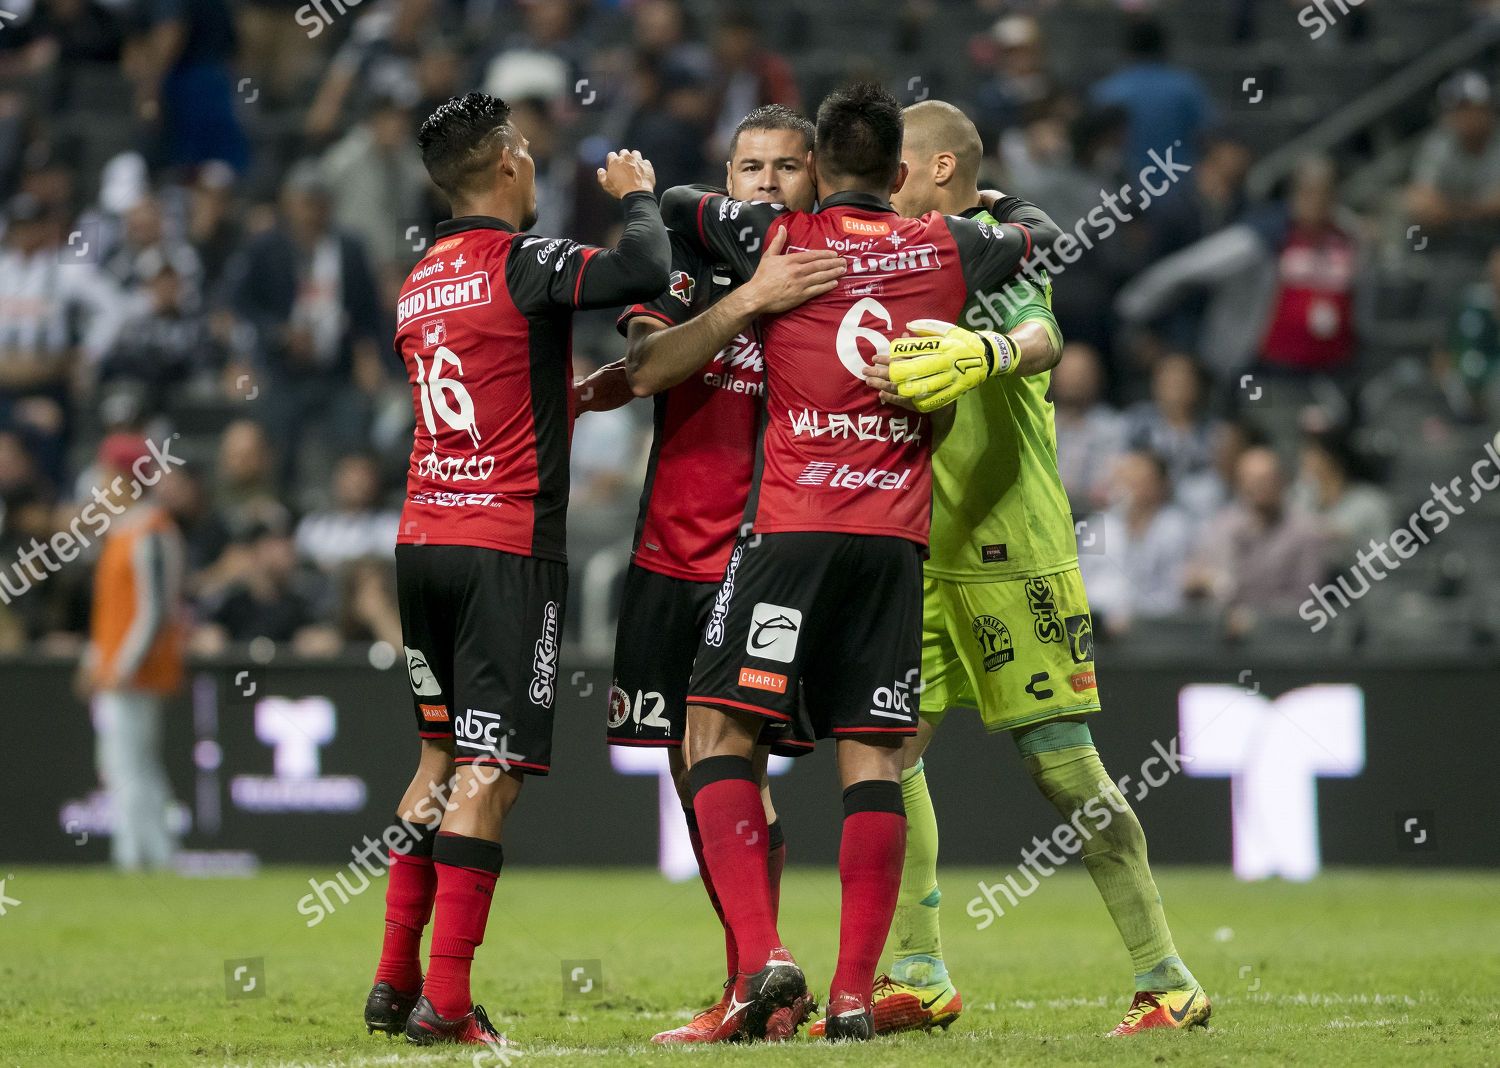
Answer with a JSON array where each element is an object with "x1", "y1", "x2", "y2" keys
[
  {"x1": 686, "y1": 807, "x2": 788, "y2": 982},
  {"x1": 424, "y1": 833, "x2": 505, "y2": 1020},
  {"x1": 685, "y1": 808, "x2": 738, "y2": 979},
  {"x1": 374, "y1": 845, "x2": 437, "y2": 993},
  {"x1": 687, "y1": 756, "x2": 780, "y2": 970},
  {"x1": 830, "y1": 781, "x2": 906, "y2": 1000}
]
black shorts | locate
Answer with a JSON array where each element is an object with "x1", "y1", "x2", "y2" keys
[
  {"x1": 396, "y1": 543, "x2": 565, "y2": 775},
  {"x1": 607, "y1": 562, "x2": 814, "y2": 757},
  {"x1": 686, "y1": 532, "x2": 923, "y2": 740}
]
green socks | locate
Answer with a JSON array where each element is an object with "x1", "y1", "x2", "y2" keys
[
  {"x1": 890, "y1": 760, "x2": 949, "y2": 987},
  {"x1": 1016, "y1": 724, "x2": 1196, "y2": 992}
]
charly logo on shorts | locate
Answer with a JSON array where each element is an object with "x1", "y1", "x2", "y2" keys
[
  {"x1": 529, "y1": 602, "x2": 559, "y2": 707},
  {"x1": 704, "y1": 544, "x2": 744, "y2": 648},
  {"x1": 1025, "y1": 577, "x2": 1063, "y2": 644},
  {"x1": 971, "y1": 615, "x2": 1014, "y2": 672},
  {"x1": 1064, "y1": 613, "x2": 1094, "y2": 664},
  {"x1": 405, "y1": 646, "x2": 443, "y2": 696}
]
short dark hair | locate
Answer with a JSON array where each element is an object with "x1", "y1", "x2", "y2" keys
[
  {"x1": 418, "y1": 92, "x2": 514, "y2": 200},
  {"x1": 730, "y1": 104, "x2": 815, "y2": 159},
  {"x1": 814, "y1": 82, "x2": 903, "y2": 190}
]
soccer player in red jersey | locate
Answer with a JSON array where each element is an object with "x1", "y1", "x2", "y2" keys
[
  {"x1": 657, "y1": 83, "x2": 1060, "y2": 1042},
  {"x1": 362, "y1": 92, "x2": 669, "y2": 1046},
  {"x1": 602, "y1": 105, "x2": 844, "y2": 1044}
]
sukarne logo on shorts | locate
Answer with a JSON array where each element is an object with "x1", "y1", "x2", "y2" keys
[
  {"x1": 794, "y1": 462, "x2": 913, "y2": 491},
  {"x1": 747, "y1": 603, "x2": 802, "y2": 663},
  {"x1": 704, "y1": 545, "x2": 743, "y2": 648},
  {"x1": 529, "y1": 601, "x2": 559, "y2": 707}
]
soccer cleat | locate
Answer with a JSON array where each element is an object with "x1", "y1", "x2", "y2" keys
[
  {"x1": 1107, "y1": 986, "x2": 1212, "y2": 1036},
  {"x1": 403, "y1": 995, "x2": 509, "y2": 1047},
  {"x1": 364, "y1": 980, "x2": 421, "y2": 1036},
  {"x1": 650, "y1": 986, "x2": 731, "y2": 1044},
  {"x1": 764, "y1": 992, "x2": 817, "y2": 1041},
  {"x1": 810, "y1": 973, "x2": 963, "y2": 1036},
  {"x1": 819, "y1": 991, "x2": 874, "y2": 1042},
  {"x1": 707, "y1": 948, "x2": 808, "y2": 1043}
]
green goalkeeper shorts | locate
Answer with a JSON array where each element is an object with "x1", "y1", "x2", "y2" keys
[{"x1": 919, "y1": 566, "x2": 1101, "y2": 731}]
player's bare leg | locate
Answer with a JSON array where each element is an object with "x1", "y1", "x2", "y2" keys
[
  {"x1": 683, "y1": 704, "x2": 807, "y2": 1042},
  {"x1": 654, "y1": 741, "x2": 793, "y2": 1044},
  {"x1": 819, "y1": 736, "x2": 908, "y2": 1042},
  {"x1": 366, "y1": 739, "x2": 454, "y2": 1037},
  {"x1": 404, "y1": 762, "x2": 524, "y2": 1047}
]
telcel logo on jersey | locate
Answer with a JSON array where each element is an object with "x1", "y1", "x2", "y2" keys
[
  {"x1": 529, "y1": 601, "x2": 559, "y2": 707},
  {"x1": 796, "y1": 462, "x2": 913, "y2": 491}
]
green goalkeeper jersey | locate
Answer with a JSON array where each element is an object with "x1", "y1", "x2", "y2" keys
[{"x1": 926, "y1": 209, "x2": 1076, "y2": 582}]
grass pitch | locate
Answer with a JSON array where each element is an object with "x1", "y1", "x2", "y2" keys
[{"x1": 0, "y1": 867, "x2": 1496, "y2": 1066}]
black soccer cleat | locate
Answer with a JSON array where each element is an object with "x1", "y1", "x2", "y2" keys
[
  {"x1": 364, "y1": 981, "x2": 421, "y2": 1037},
  {"x1": 821, "y1": 992, "x2": 875, "y2": 1042},
  {"x1": 708, "y1": 948, "x2": 809, "y2": 1043},
  {"x1": 404, "y1": 995, "x2": 507, "y2": 1046}
]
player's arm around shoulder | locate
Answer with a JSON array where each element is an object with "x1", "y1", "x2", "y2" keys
[
  {"x1": 658, "y1": 183, "x2": 789, "y2": 279},
  {"x1": 623, "y1": 228, "x2": 844, "y2": 397}
]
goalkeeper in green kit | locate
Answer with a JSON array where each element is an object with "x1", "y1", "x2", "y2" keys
[{"x1": 809, "y1": 100, "x2": 1210, "y2": 1039}]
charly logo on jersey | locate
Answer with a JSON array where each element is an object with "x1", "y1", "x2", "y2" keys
[
  {"x1": 971, "y1": 615, "x2": 1014, "y2": 672},
  {"x1": 529, "y1": 601, "x2": 560, "y2": 707},
  {"x1": 841, "y1": 216, "x2": 891, "y2": 237},
  {"x1": 747, "y1": 603, "x2": 802, "y2": 663},
  {"x1": 668, "y1": 270, "x2": 695, "y2": 305},
  {"x1": 1025, "y1": 576, "x2": 1064, "y2": 644},
  {"x1": 405, "y1": 646, "x2": 443, "y2": 696},
  {"x1": 794, "y1": 461, "x2": 913, "y2": 491},
  {"x1": 397, "y1": 272, "x2": 491, "y2": 325}
]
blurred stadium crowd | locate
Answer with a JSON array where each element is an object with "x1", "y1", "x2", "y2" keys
[{"x1": 1, "y1": 0, "x2": 1499, "y2": 659}]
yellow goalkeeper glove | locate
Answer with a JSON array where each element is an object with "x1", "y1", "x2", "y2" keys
[{"x1": 887, "y1": 318, "x2": 1021, "y2": 412}]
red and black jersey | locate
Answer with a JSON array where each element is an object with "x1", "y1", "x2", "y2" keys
[
  {"x1": 660, "y1": 186, "x2": 1057, "y2": 547},
  {"x1": 395, "y1": 193, "x2": 669, "y2": 561},
  {"x1": 615, "y1": 231, "x2": 763, "y2": 581}
]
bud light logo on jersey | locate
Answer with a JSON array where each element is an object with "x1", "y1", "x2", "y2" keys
[
  {"x1": 845, "y1": 244, "x2": 940, "y2": 277},
  {"x1": 397, "y1": 272, "x2": 491, "y2": 325},
  {"x1": 529, "y1": 601, "x2": 559, "y2": 707}
]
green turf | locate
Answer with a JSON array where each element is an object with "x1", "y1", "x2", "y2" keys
[{"x1": 0, "y1": 866, "x2": 1496, "y2": 1066}]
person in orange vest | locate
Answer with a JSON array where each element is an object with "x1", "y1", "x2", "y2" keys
[{"x1": 83, "y1": 433, "x2": 187, "y2": 871}]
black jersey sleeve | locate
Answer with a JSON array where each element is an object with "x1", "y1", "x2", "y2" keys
[
  {"x1": 943, "y1": 197, "x2": 1062, "y2": 295},
  {"x1": 614, "y1": 232, "x2": 711, "y2": 335},
  {"x1": 507, "y1": 191, "x2": 670, "y2": 313},
  {"x1": 659, "y1": 184, "x2": 785, "y2": 280}
]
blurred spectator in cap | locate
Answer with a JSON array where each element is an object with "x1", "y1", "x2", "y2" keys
[
  {"x1": 0, "y1": 192, "x2": 127, "y2": 484},
  {"x1": 1089, "y1": 14, "x2": 1212, "y2": 175},
  {"x1": 1184, "y1": 446, "x2": 1326, "y2": 631},
  {"x1": 1406, "y1": 70, "x2": 1500, "y2": 245},
  {"x1": 319, "y1": 93, "x2": 430, "y2": 304},
  {"x1": 709, "y1": 11, "x2": 800, "y2": 158},
  {"x1": 1291, "y1": 428, "x2": 1393, "y2": 575},
  {"x1": 1435, "y1": 244, "x2": 1500, "y2": 421},
  {"x1": 82, "y1": 430, "x2": 186, "y2": 872},
  {"x1": 223, "y1": 162, "x2": 386, "y2": 486},
  {"x1": 973, "y1": 15, "x2": 1056, "y2": 141},
  {"x1": 99, "y1": 249, "x2": 229, "y2": 401},
  {"x1": 129, "y1": 0, "x2": 250, "y2": 173},
  {"x1": 295, "y1": 452, "x2": 400, "y2": 572}
]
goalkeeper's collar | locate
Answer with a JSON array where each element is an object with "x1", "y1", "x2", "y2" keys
[{"x1": 815, "y1": 190, "x2": 897, "y2": 215}]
